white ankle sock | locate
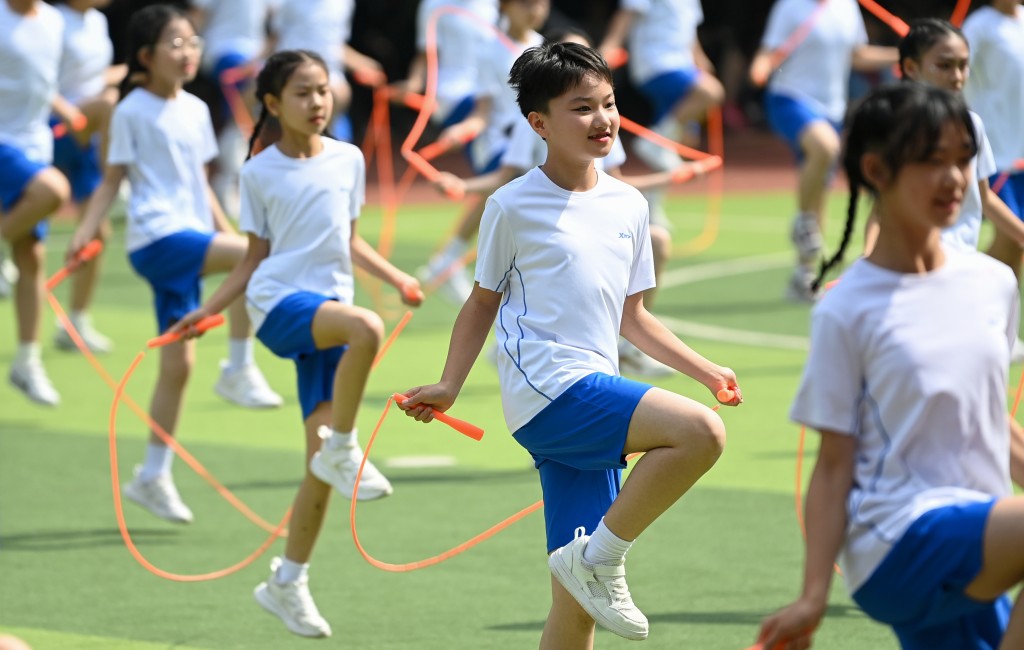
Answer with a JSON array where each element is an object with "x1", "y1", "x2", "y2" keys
[
  {"x1": 139, "y1": 443, "x2": 174, "y2": 482},
  {"x1": 324, "y1": 428, "x2": 356, "y2": 451},
  {"x1": 583, "y1": 518, "x2": 633, "y2": 565},
  {"x1": 227, "y1": 338, "x2": 254, "y2": 371},
  {"x1": 275, "y1": 557, "x2": 309, "y2": 584},
  {"x1": 14, "y1": 342, "x2": 41, "y2": 366}
]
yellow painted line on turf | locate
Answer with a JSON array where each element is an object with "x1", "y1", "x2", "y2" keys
[
  {"x1": 655, "y1": 252, "x2": 810, "y2": 351},
  {"x1": 2, "y1": 626, "x2": 209, "y2": 650}
]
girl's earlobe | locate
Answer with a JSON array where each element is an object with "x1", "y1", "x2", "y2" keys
[{"x1": 861, "y1": 153, "x2": 890, "y2": 191}]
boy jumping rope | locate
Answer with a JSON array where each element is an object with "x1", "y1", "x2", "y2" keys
[{"x1": 398, "y1": 42, "x2": 740, "y2": 647}]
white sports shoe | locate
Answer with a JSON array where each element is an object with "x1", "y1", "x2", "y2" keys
[
  {"x1": 9, "y1": 357, "x2": 60, "y2": 406},
  {"x1": 310, "y1": 426, "x2": 393, "y2": 500},
  {"x1": 254, "y1": 558, "x2": 332, "y2": 638},
  {"x1": 1013, "y1": 338, "x2": 1024, "y2": 365},
  {"x1": 214, "y1": 361, "x2": 284, "y2": 408},
  {"x1": 122, "y1": 467, "x2": 194, "y2": 524},
  {"x1": 789, "y1": 213, "x2": 823, "y2": 265},
  {"x1": 631, "y1": 120, "x2": 684, "y2": 172},
  {"x1": 784, "y1": 267, "x2": 820, "y2": 304},
  {"x1": 0, "y1": 253, "x2": 15, "y2": 299},
  {"x1": 54, "y1": 315, "x2": 113, "y2": 354},
  {"x1": 417, "y1": 261, "x2": 472, "y2": 306},
  {"x1": 548, "y1": 528, "x2": 649, "y2": 641},
  {"x1": 618, "y1": 339, "x2": 674, "y2": 378}
]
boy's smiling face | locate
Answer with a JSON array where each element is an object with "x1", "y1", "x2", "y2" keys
[{"x1": 529, "y1": 74, "x2": 619, "y2": 164}]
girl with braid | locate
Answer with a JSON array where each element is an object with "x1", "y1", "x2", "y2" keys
[
  {"x1": 172, "y1": 49, "x2": 422, "y2": 638},
  {"x1": 758, "y1": 83, "x2": 1024, "y2": 650}
]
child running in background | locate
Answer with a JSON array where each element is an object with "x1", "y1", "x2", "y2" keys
[
  {"x1": 172, "y1": 49, "x2": 423, "y2": 638},
  {"x1": 758, "y1": 82, "x2": 1024, "y2": 650},
  {"x1": 962, "y1": 0, "x2": 1024, "y2": 356},
  {"x1": 50, "y1": 0, "x2": 123, "y2": 354},
  {"x1": 0, "y1": 0, "x2": 72, "y2": 405},
  {"x1": 398, "y1": 42, "x2": 740, "y2": 647},
  {"x1": 69, "y1": 4, "x2": 282, "y2": 525},
  {"x1": 749, "y1": 0, "x2": 897, "y2": 302}
]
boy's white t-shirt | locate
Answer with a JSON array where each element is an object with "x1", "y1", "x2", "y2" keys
[
  {"x1": 473, "y1": 30, "x2": 543, "y2": 167},
  {"x1": 501, "y1": 115, "x2": 627, "y2": 173},
  {"x1": 622, "y1": 0, "x2": 703, "y2": 85},
  {"x1": 942, "y1": 111, "x2": 997, "y2": 252},
  {"x1": 108, "y1": 88, "x2": 218, "y2": 253},
  {"x1": 476, "y1": 167, "x2": 656, "y2": 433},
  {"x1": 56, "y1": 6, "x2": 112, "y2": 104},
  {"x1": 239, "y1": 138, "x2": 365, "y2": 331},
  {"x1": 963, "y1": 6, "x2": 1024, "y2": 171},
  {"x1": 790, "y1": 250, "x2": 1017, "y2": 593},
  {"x1": 762, "y1": 0, "x2": 867, "y2": 123},
  {"x1": 0, "y1": 2, "x2": 63, "y2": 163},
  {"x1": 193, "y1": 0, "x2": 269, "y2": 69},
  {"x1": 416, "y1": 0, "x2": 499, "y2": 120},
  {"x1": 272, "y1": 0, "x2": 353, "y2": 78}
]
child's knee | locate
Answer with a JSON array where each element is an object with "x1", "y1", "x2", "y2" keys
[
  {"x1": 34, "y1": 168, "x2": 71, "y2": 209},
  {"x1": 690, "y1": 408, "x2": 726, "y2": 463},
  {"x1": 349, "y1": 310, "x2": 385, "y2": 350}
]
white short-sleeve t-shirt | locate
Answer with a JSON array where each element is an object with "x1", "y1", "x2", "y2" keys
[
  {"x1": 790, "y1": 250, "x2": 1017, "y2": 593},
  {"x1": 193, "y1": 0, "x2": 269, "y2": 69},
  {"x1": 239, "y1": 138, "x2": 365, "y2": 331},
  {"x1": 108, "y1": 89, "x2": 218, "y2": 252},
  {"x1": 416, "y1": 0, "x2": 499, "y2": 121},
  {"x1": 476, "y1": 167, "x2": 656, "y2": 433},
  {"x1": 762, "y1": 0, "x2": 867, "y2": 123},
  {"x1": 622, "y1": 0, "x2": 703, "y2": 85},
  {"x1": 272, "y1": 0, "x2": 352, "y2": 79},
  {"x1": 963, "y1": 6, "x2": 1024, "y2": 171},
  {"x1": 56, "y1": 6, "x2": 112, "y2": 104},
  {"x1": 0, "y1": 2, "x2": 63, "y2": 163},
  {"x1": 942, "y1": 111, "x2": 997, "y2": 252},
  {"x1": 501, "y1": 116, "x2": 627, "y2": 173}
]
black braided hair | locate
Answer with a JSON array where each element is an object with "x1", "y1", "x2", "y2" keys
[
  {"x1": 246, "y1": 49, "x2": 331, "y2": 160},
  {"x1": 812, "y1": 82, "x2": 978, "y2": 290},
  {"x1": 119, "y1": 5, "x2": 189, "y2": 100}
]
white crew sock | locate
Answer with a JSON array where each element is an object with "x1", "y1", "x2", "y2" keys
[
  {"x1": 324, "y1": 428, "x2": 356, "y2": 451},
  {"x1": 275, "y1": 557, "x2": 309, "y2": 584},
  {"x1": 139, "y1": 442, "x2": 174, "y2": 482},
  {"x1": 14, "y1": 342, "x2": 41, "y2": 366},
  {"x1": 583, "y1": 518, "x2": 634, "y2": 565},
  {"x1": 227, "y1": 338, "x2": 254, "y2": 372}
]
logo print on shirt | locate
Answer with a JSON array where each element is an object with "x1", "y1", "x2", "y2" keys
[{"x1": 618, "y1": 232, "x2": 632, "y2": 239}]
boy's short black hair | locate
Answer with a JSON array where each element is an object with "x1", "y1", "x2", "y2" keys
[{"x1": 508, "y1": 42, "x2": 613, "y2": 118}]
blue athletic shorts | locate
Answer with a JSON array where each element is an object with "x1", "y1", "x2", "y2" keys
[
  {"x1": 128, "y1": 230, "x2": 214, "y2": 334},
  {"x1": 0, "y1": 142, "x2": 50, "y2": 240},
  {"x1": 852, "y1": 499, "x2": 1011, "y2": 650},
  {"x1": 51, "y1": 118, "x2": 102, "y2": 203},
  {"x1": 513, "y1": 372, "x2": 653, "y2": 553},
  {"x1": 256, "y1": 291, "x2": 345, "y2": 420},
  {"x1": 990, "y1": 171, "x2": 1024, "y2": 221},
  {"x1": 638, "y1": 68, "x2": 701, "y2": 124},
  {"x1": 764, "y1": 92, "x2": 841, "y2": 161}
]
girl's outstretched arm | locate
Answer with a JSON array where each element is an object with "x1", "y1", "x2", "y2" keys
[
  {"x1": 350, "y1": 227, "x2": 422, "y2": 306},
  {"x1": 758, "y1": 431, "x2": 856, "y2": 649}
]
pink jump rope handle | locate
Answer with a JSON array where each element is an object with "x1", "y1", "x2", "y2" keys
[
  {"x1": 392, "y1": 393, "x2": 484, "y2": 441},
  {"x1": 46, "y1": 239, "x2": 104, "y2": 290},
  {"x1": 147, "y1": 314, "x2": 226, "y2": 349}
]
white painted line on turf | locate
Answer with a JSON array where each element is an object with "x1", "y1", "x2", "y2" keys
[
  {"x1": 654, "y1": 251, "x2": 810, "y2": 351},
  {"x1": 385, "y1": 455, "x2": 458, "y2": 468}
]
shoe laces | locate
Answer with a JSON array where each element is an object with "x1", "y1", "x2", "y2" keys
[{"x1": 278, "y1": 577, "x2": 323, "y2": 623}]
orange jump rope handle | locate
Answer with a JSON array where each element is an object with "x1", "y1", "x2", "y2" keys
[
  {"x1": 147, "y1": 314, "x2": 226, "y2": 349},
  {"x1": 46, "y1": 239, "x2": 104, "y2": 290},
  {"x1": 716, "y1": 388, "x2": 736, "y2": 403},
  {"x1": 392, "y1": 393, "x2": 485, "y2": 441}
]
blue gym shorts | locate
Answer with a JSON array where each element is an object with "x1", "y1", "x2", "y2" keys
[
  {"x1": 128, "y1": 230, "x2": 214, "y2": 334},
  {"x1": 50, "y1": 118, "x2": 102, "y2": 203},
  {"x1": 990, "y1": 171, "x2": 1024, "y2": 221},
  {"x1": 512, "y1": 372, "x2": 653, "y2": 553},
  {"x1": 852, "y1": 499, "x2": 1011, "y2": 650},
  {"x1": 638, "y1": 67, "x2": 701, "y2": 124},
  {"x1": 0, "y1": 142, "x2": 51, "y2": 240},
  {"x1": 764, "y1": 92, "x2": 841, "y2": 161},
  {"x1": 256, "y1": 291, "x2": 345, "y2": 420}
]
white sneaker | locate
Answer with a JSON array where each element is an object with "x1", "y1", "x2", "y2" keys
[
  {"x1": 417, "y1": 262, "x2": 473, "y2": 306},
  {"x1": 618, "y1": 339, "x2": 674, "y2": 378},
  {"x1": 1013, "y1": 338, "x2": 1024, "y2": 364},
  {"x1": 548, "y1": 528, "x2": 649, "y2": 641},
  {"x1": 784, "y1": 267, "x2": 820, "y2": 304},
  {"x1": 0, "y1": 253, "x2": 15, "y2": 299},
  {"x1": 310, "y1": 426, "x2": 393, "y2": 500},
  {"x1": 789, "y1": 213, "x2": 823, "y2": 264},
  {"x1": 9, "y1": 357, "x2": 60, "y2": 406},
  {"x1": 122, "y1": 467, "x2": 194, "y2": 524},
  {"x1": 254, "y1": 558, "x2": 332, "y2": 638},
  {"x1": 214, "y1": 361, "x2": 284, "y2": 408},
  {"x1": 631, "y1": 120, "x2": 684, "y2": 172},
  {"x1": 54, "y1": 315, "x2": 113, "y2": 353}
]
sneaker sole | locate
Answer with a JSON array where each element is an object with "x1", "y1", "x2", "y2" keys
[
  {"x1": 309, "y1": 455, "x2": 393, "y2": 501},
  {"x1": 548, "y1": 553, "x2": 649, "y2": 641},
  {"x1": 8, "y1": 375, "x2": 59, "y2": 406},
  {"x1": 121, "y1": 484, "x2": 193, "y2": 524},
  {"x1": 254, "y1": 583, "x2": 331, "y2": 638}
]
